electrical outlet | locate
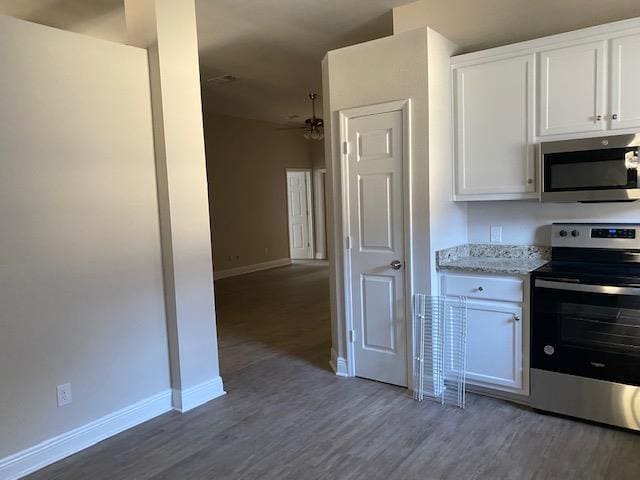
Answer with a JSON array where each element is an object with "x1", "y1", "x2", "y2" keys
[
  {"x1": 490, "y1": 225, "x2": 503, "y2": 243},
  {"x1": 57, "y1": 383, "x2": 72, "y2": 407}
]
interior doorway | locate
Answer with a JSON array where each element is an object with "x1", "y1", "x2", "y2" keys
[
  {"x1": 286, "y1": 168, "x2": 314, "y2": 260},
  {"x1": 340, "y1": 100, "x2": 411, "y2": 387}
]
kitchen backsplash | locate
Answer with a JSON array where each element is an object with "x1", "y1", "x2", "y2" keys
[{"x1": 466, "y1": 201, "x2": 640, "y2": 245}]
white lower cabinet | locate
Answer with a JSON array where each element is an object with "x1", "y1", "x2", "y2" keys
[
  {"x1": 441, "y1": 272, "x2": 529, "y2": 396},
  {"x1": 465, "y1": 300, "x2": 523, "y2": 392}
]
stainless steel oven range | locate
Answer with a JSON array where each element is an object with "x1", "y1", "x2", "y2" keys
[{"x1": 531, "y1": 223, "x2": 640, "y2": 431}]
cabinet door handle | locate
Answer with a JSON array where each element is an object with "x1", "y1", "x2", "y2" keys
[
  {"x1": 596, "y1": 115, "x2": 603, "y2": 121},
  {"x1": 513, "y1": 315, "x2": 521, "y2": 322},
  {"x1": 478, "y1": 286, "x2": 484, "y2": 292},
  {"x1": 612, "y1": 113, "x2": 619, "y2": 120}
]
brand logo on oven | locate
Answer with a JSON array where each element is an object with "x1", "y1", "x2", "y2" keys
[{"x1": 590, "y1": 361, "x2": 606, "y2": 368}]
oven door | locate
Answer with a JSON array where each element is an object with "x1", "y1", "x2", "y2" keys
[
  {"x1": 532, "y1": 279, "x2": 640, "y2": 386},
  {"x1": 541, "y1": 145, "x2": 640, "y2": 202}
]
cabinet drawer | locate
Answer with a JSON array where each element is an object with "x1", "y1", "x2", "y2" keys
[{"x1": 441, "y1": 274, "x2": 523, "y2": 303}]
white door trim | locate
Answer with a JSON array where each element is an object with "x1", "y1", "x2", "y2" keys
[
  {"x1": 286, "y1": 168, "x2": 314, "y2": 259},
  {"x1": 313, "y1": 168, "x2": 327, "y2": 259},
  {"x1": 339, "y1": 99, "x2": 413, "y2": 385}
]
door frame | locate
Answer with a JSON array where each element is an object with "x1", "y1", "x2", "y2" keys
[
  {"x1": 338, "y1": 99, "x2": 413, "y2": 385},
  {"x1": 313, "y1": 168, "x2": 327, "y2": 259},
  {"x1": 285, "y1": 168, "x2": 315, "y2": 260}
]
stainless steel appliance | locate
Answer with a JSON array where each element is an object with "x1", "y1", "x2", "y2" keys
[
  {"x1": 531, "y1": 223, "x2": 640, "y2": 431},
  {"x1": 541, "y1": 134, "x2": 640, "y2": 202}
]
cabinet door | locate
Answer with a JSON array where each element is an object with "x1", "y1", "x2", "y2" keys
[
  {"x1": 610, "y1": 33, "x2": 640, "y2": 130},
  {"x1": 464, "y1": 301, "x2": 523, "y2": 392},
  {"x1": 539, "y1": 41, "x2": 606, "y2": 136},
  {"x1": 454, "y1": 54, "x2": 535, "y2": 199}
]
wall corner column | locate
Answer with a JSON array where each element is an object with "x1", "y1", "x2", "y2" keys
[{"x1": 124, "y1": 0, "x2": 224, "y2": 412}]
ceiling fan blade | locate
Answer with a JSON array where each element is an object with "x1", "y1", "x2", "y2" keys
[{"x1": 276, "y1": 126, "x2": 308, "y2": 130}]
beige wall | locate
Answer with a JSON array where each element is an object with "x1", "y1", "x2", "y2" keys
[
  {"x1": 0, "y1": 15, "x2": 168, "y2": 459},
  {"x1": 130, "y1": 0, "x2": 223, "y2": 400},
  {"x1": 393, "y1": 0, "x2": 640, "y2": 53},
  {"x1": 204, "y1": 113, "x2": 316, "y2": 271}
]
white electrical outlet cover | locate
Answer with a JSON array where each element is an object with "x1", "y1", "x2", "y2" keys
[
  {"x1": 490, "y1": 225, "x2": 503, "y2": 243},
  {"x1": 57, "y1": 383, "x2": 73, "y2": 407}
]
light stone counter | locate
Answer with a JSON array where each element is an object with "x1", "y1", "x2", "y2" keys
[{"x1": 436, "y1": 244, "x2": 551, "y2": 276}]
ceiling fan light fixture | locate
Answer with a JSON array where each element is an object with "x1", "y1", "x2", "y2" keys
[{"x1": 302, "y1": 92, "x2": 324, "y2": 141}]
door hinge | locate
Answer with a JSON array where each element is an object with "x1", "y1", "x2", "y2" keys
[
  {"x1": 349, "y1": 330, "x2": 356, "y2": 343},
  {"x1": 345, "y1": 236, "x2": 351, "y2": 250},
  {"x1": 343, "y1": 141, "x2": 350, "y2": 155}
]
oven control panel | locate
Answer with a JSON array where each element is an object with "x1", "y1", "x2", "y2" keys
[
  {"x1": 591, "y1": 228, "x2": 636, "y2": 239},
  {"x1": 552, "y1": 223, "x2": 640, "y2": 248}
]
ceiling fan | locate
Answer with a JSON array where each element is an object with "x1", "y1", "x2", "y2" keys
[{"x1": 279, "y1": 93, "x2": 324, "y2": 140}]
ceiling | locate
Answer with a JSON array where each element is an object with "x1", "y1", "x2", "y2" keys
[
  {"x1": 2, "y1": 1, "x2": 640, "y2": 124},
  {"x1": 195, "y1": 0, "x2": 411, "y2": 124}
]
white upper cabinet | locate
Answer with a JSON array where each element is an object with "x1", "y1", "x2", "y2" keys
[
  {"x1": 610, "y1": 33, "x2": 640, "y2": 131},
  {"x1": 452, "y1": 19, "x2": 640, "y2": 201},
  {"x1": 539, "y1": 41, "x2": 606, "y2": 136},
  {"x1": 454, "y1": 54, "x2": 535, "y2": 200}
]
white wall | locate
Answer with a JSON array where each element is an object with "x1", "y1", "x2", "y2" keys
[
  {"x1": 467, "y1": 201, "x2": 640, "y2": 245},
  {"x1": 0, "y1": 15, "x2": 168, "y2": 459},
  {"x1": 426, "y1": 29, "x2": 467, "y2": 289}
]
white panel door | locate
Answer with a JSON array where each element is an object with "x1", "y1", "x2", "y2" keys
[
  {"x1": 610, "y1": 33, "x2": 640, "y2": 131},
  {"x1": 287, "y1": 170, "x2": 312, "y2": 259},
  {"x1": 539, "y1": 41, "x2": 606, "y2": 136},
  {"x1": 347, "y1": 110, "x2": 407, "y2": 387},
  {"x1": 454, "y1": 54, "x2": 535, "y2": 197},
  {"x1": 464, "y1": 300, "x2": 523, "y2": 392}
]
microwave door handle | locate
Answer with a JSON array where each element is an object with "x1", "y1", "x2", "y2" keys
[{"x1": 535, "y1": 279, "x2": 640, "y2": 296}]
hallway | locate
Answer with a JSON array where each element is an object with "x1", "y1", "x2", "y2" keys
[
  {"x1": 27, "y1": 263, "x2": 640, "y2": 480},
  {"x1": 215, "y1": 261, "x2": 331, "y2": 377}
]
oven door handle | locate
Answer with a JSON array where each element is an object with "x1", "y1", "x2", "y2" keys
[{"x1": 535, "y1": 279, "x2": 640, "y2": 296}]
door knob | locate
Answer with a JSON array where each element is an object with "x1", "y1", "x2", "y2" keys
[{"x1": 389, "y1": 260, "x2": 402, "y2": 270}]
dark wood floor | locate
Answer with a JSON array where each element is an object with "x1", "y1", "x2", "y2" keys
[{"x1": 28, "y1": 262, "x2": 640, "y2": 479}]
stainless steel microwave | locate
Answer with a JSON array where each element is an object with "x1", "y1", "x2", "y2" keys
[{"x1": 541, "y1": 134, "x2": 640, "y2": 202}]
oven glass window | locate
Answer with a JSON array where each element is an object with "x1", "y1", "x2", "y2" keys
[
  {"x1": 544, "y1": 147, "x2": 639, "y2": 191},
  {"x1": 559, "y1": 302, "x2": 640, "y2": 354}
]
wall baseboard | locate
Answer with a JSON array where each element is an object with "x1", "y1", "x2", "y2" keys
[
  {"x1": 213, "y1": 258, "x2": 291, "y2": 280},
  {"x1": 0, "y1": 390, "x2": 173, "y2": 480},
  {"x1": 329, "y1": 348, "x2": 349, "y2": 377},
  {"x1": 172, "y1": 376, "x2": 225, "y2": 413}
]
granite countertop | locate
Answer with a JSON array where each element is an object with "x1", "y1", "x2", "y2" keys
[{"x1": 436, "y1": 244, "x2": 551, "y2": 276}]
